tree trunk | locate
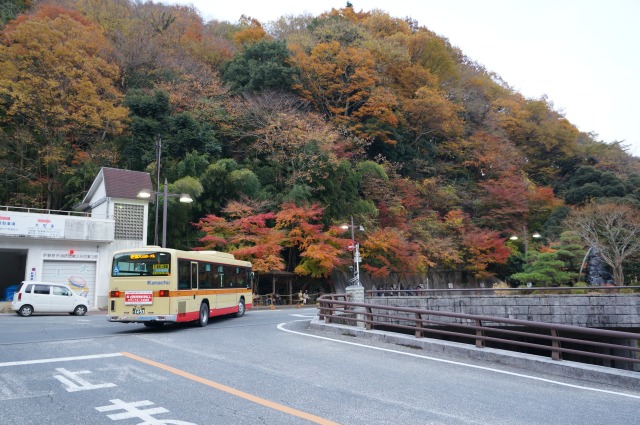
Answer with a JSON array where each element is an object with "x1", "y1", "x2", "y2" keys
[{"x1": 613, "y1": 262, "x2": 625, "y2": 286}]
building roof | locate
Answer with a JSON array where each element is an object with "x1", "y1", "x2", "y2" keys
[
  {"x1": 78, "y1": 167, "x2": 153, "y2": 211},
  {"x1": 102, "y1": 167, "x2": 153, "y2": 199}
]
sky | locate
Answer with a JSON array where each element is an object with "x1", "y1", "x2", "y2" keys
[{"x1": 164, "y1": 0, "x2": 640, "y2": 156}]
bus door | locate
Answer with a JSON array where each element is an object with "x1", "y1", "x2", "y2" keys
[{"x1": 177, "y1": 260, "x2": 200, "y2": 319}]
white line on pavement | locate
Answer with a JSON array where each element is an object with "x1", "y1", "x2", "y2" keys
[{"x1": 0, "y1": 353, "x2": 122, "y2": 367}]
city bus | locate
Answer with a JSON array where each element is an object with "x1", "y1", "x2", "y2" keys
[{"x1": 108, "y1": 247, "x2": 253, "y2": 327}]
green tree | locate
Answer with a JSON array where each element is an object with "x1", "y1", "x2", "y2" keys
[
  {"x1": 222, "y1": 40, "x2": 295, "y2": 92},
  {"x1": 510, "y1": 251, "x2": 577, "y2": 286},
  {"x1": 562, "y1": 166, "x2": 626, "y2": 205},
  {"x1": 1, "y1": 0, "x2": 30, "y2": 27},
  {"x1": 551, "y1": 231, "x2": 588, "y2": 277},
  {"x1": 198, "y1": 159, "x2": 261, "y2": 215},
  {"x1": 163, "y1": 176, "x2": 203, "y2": 249}
]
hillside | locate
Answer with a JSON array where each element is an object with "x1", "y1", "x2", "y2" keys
[{"x1": 1, "y1": 1, "x2": 639, "y2": 285}]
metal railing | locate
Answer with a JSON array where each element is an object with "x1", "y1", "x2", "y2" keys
[
  {"x1": 366, "y1": 286, "x2": 640, "y2": 296},
  {"x1": 0, "y1": 205, "x2": 90, "y2": 217},
  {"x1": 0, "y1": 205, "x2": 111, "y2": 219},
  {"x1": 317, "y1": 294, "x2": 640, "y2": 369}
]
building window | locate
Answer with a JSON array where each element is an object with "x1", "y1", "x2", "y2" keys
[{"x1": 114, "y1": 203, "x2": 144, "y2": 240}]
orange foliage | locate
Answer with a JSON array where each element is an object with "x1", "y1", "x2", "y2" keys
[
  {"x1": 232, "y1": 16, "x2": 269, "y2": 47},
  {"x1": 361, "y1": 228, "x2": 426, "y2": 277},
  {"x1": 461, "y1": 228, "x2": 510, "y2": 279}
]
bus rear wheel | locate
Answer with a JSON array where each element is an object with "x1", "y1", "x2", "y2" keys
[{"x1": 198, "y1": 303, "x2": 209, "y2": 327}]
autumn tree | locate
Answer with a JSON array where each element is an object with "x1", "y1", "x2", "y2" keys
[
  {"x1": 276, "y1": 203, "x2": 345, "y2": 278},
  {"x1": 571, "y1": 203, "x2": 640, "y2": 286},
  {"x1": 477, "y1": 175, "x2": 531, "y2": 233},
  {"x1": 461, "y1": 228, "x2": 510, "y2": 280},
  {"x1": 232, "y1": 15, "x2": 268, "y2": 47},
  {"x1": 360, "y1": 227, "x2": 426, "y2": 277},
  {"x1": 0, "y1": 4, "x2": 128, "y2": 208},
  {"x1": 194, "y1": 200, "x2": 285, "y2": 273},
  {"x1": 290, "y1": 40, "x2": 397, "y2": 142}
]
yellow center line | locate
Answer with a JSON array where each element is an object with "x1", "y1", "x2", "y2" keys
[{"x1": 121, "y1": 352, "x2": 340, "y2": 425}]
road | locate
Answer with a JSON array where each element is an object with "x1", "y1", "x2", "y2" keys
[{"x1": 0, "y1": 308, "x2": 638, "y2": 424}]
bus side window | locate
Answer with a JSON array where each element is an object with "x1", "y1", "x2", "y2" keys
[
  {"x1": 199, "y1": 263, "x2": 212, "y2": 289},
  {"x1": 178, "y1": 260, "x2": 190, "y2": 289}
]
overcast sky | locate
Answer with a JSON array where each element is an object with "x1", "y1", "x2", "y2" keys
[{"x1": 164, "y1": 0, "x2": 640, "y2": 156}]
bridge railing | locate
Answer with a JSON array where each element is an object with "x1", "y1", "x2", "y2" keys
[
  {"x1": 366, "y1": 286, "x2": 640, "y2": 297},
  {"x1": 317, "y1": 294, "x2": 640, "y2": 370}
]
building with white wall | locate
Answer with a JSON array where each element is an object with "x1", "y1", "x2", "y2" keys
[{"x1": 0, "y1": 167, "x2": 153, "y2": 310}]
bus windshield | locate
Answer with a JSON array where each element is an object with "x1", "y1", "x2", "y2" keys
[{"x1": 112, "y1": 252, "x2": 172, "y2": 277}]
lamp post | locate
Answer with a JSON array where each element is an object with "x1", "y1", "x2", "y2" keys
[
  {"x1": 154, "y1": 136, "x2": 162, "y2": 246},
  {"x1": 137, "y1": 178, "x2": 193, "y2": 247},
  {"x1": 510, "y1": 225, "x2": 541, "y2": 254},
  {"x1": 341, "y1": 216, "x2": 364, "y2": 286}
]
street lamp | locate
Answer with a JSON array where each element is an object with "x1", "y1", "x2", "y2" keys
[
  {"x1": 341, "y1": 216, "x2": 364, "y2": 286},
  {"x1": 509, "y1": 225, "x2": 541, "y2": 254},
  {"x1": 137, "y1": 178, "x2": 193, "y2": 248}
]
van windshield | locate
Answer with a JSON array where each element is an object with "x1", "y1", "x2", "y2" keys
[{"x1": 112, "y1": 252, "x2": 171, "y2": 277}]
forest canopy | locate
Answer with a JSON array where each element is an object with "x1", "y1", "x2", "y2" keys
[{"x1": 1, "y1": 1, "x2": 639, "y2": 287}]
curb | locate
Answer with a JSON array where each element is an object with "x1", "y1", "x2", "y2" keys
[{"x1": 309, "y1": 318, "x2": 640, "y2": 391}]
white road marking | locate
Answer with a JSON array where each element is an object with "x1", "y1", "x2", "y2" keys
[
  {"x1": 96, "y1": 398, "x2": 196, "y2": 424},
  {"x1": 0, "y1": 353, "x2": 122, "y2": 367},
  {"x1": 54, "y1": 367, "x2": 117, "y2": 392},
  {"x1": 277, "y1": 321, "x2": 640, "y2": 399}
]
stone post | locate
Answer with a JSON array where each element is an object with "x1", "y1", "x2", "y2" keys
[{"x1": 346, "y1": 284, "x2": 366, "y2": 328}]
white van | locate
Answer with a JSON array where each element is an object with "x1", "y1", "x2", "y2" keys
[{"x1": 11, "y1": 281, "x2": 89, "y2": 317}]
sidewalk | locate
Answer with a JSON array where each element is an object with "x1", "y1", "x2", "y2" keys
[{"x1": 251, "y1": 303, "x2": 314, "y2": 311}]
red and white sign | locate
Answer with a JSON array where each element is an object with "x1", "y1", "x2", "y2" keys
[
  {"x1": 347, "y1": 241, "x2": 355, "y2": 251},
  {"x1": 124, "y1": 291, "x2": 153, "y2": 305}
]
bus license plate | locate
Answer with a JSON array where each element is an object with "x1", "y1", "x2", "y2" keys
[{"x1": 132, "y1": 307, "x2": 146, "y2": 314}]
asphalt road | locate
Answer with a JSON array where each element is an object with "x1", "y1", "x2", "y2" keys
[{"x1": 0, "y1": 308, "x2": 638, "y2": 424}]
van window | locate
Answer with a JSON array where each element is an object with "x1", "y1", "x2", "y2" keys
[
  {"x1": 33, "y1": 285, "x2": 50, "y2": 295},
  {"x1": 24, "y1": 284, "x2": 33, "y2": 293},
  {"x1": 52, "y1": 286, "x2": 71, "y2": 296}
]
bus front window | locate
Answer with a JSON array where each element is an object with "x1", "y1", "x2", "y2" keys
[{"x1": 112, "y1": 252, "x2": 171, "y2": 277}]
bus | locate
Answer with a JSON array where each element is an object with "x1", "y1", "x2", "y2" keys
[{"x1": 108, "y1": 247, "x2": 253, "y2": 327}]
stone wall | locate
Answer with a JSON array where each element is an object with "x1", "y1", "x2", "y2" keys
[{"x1": 366, "y1": 294, "x2": 640, "y2": 328}]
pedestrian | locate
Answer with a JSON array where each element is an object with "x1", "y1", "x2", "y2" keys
[{"x1": 303, "y1": 290, "x2": 309, "y2": 304}]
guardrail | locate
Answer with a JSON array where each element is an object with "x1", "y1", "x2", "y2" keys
[
  {"x1": 317, "y1": 294, "x2": 640, "y2": 370},
  {"x1": 366, "y1": 286, "x2": 640, "y2": 296}
]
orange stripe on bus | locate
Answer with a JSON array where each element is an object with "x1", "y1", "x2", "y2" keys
[
  {"x1": 110, "y1": 289, "x2": 250, "y2": 297},
  {"x1": 120, "y1": 352, "x2": 340, "y2": 425}
]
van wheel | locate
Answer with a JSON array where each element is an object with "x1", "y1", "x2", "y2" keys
[
  {"x1": 18, "y1": 304, "x2": 33, "y2": 317},
  {"x1": 197, "y1": 303, "x2": 209, "y2": 327},
  {"x1": 236, "y1": 299, "x2": 245, "y2": 317},
  {"x1": 73, "y1": 305, "x2": 87, "y2": 316}
]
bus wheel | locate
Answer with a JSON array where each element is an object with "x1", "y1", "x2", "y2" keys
[
  {"x1": 198, "y1": 303, "x2": 209, "y2": 327},
  {"x1": 236, "y1": 299, "x2": 246, "y2": 317}
]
